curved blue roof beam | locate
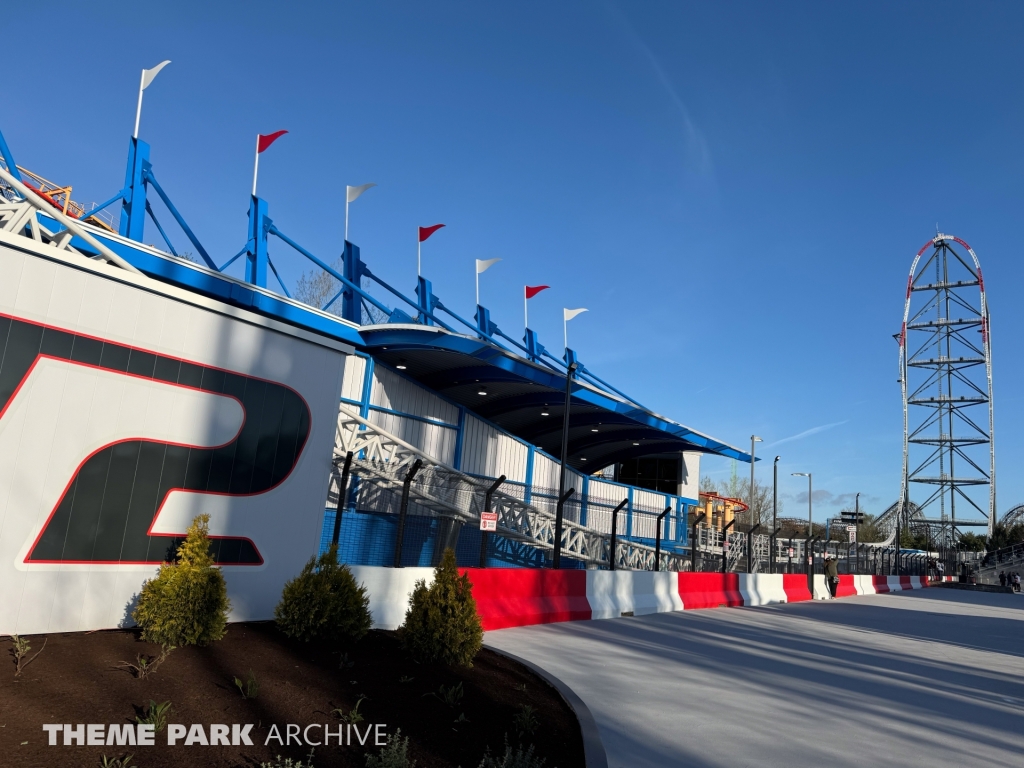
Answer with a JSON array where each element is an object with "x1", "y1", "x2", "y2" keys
[{"x1": 361, "y1": 325, "x2": 752, "y2": 470}]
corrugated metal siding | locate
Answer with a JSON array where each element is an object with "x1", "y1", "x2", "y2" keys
[
  {"x1": 367, "y1": 410, "x2": 457, "y2": 465},
  {"x1": 531, "y1": 452, "x2": 561, "y2": 493},
  {"x1": 460, "y1": 415, "x2": 529, "y2": 482},
  {"x1": 340, "y1": 355, "x2": 367, "y2": 402},
  {"x1": 632, "y1": 488, "x2": 669, "y2": 539},
  {"x1": 585, "y1": 478, "x2": 630, "y2": 535},
  {"x1": 371, "y1": 366, "x2": 458, "y2": 425}
]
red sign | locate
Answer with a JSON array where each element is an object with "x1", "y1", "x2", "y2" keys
[{"x1": 480, "y1": 511, "x2": 498, "y2": 532}]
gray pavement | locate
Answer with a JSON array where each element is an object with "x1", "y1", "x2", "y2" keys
[{"x1": 485, "y1": 589, "x2": 1024, "y2": 768}]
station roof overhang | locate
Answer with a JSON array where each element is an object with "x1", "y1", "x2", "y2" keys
[{"x1": 359, "y1": 325, "x2": 752, "y2": 472}]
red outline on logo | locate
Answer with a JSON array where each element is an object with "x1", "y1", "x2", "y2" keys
[{"x1": 1, "y1": 312, "x2": 314, "y2": 567}]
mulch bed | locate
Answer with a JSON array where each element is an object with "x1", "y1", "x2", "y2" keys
[{"x1": 1, "y1": 623, "x2": 584, "y2": 768}]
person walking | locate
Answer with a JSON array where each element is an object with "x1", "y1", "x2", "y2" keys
[
  {"x1": 1013, "y1": 572, "x2": 1021, "y2": 593},
  {"x1": 999, "y1": 571, "x2": 1007, "y2": 588},
  {"x1": 824, "y1": 553, "x2": 839, "y2": 599}
]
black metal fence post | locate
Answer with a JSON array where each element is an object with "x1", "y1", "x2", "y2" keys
[
  {"x1": 807, "y1": 536, "x2": 819, "y2": 596},
  {"x1": 609, "y1": 498, "x2": 628, "y2": 571},
  {"x1": 746, "y1": 523, "x2": 761, "y2": 573},
  {"x1": 479, "y1": 474, "x2": 506, "y2": 568},
  {"x1": 770, "y1": 526, "x2": 782, "y2": 574},
  {"x1": 690, "y1": 512, "x2": 707, "y2": 572},
  {"x1": 721, "y1": 519, "x2": 736, "y2": 574},
  {"x1": 654, "y1": 506, "x2": 671, "y2": 572},
  {"x1": 393, "y1": 459, "x2": 422, "y2": 568},
  {"x1": 331, "y1": 451, "x2": 354, "y2": 548},
  {"x1": 552, "y1": 488, "x2": 575, "y2": 568}
]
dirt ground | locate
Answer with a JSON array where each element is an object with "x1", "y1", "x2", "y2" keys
[{"x1": 1, "y1": 623, "x2": 584, "y2": 768}]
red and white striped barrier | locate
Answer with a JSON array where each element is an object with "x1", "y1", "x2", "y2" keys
[{"x1": 347, "y1": 566, "x2": 933, "y2": 631}]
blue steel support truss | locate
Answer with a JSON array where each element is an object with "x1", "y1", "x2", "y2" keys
[{"x1": 119, "y1": 137, "x2": 149, "y2": 241}]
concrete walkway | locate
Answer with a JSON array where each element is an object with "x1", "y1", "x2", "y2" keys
[{"x1": 485, "y1": 589, "x2": 1024, "y2": 768}]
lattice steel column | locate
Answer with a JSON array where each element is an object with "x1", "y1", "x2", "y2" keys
[{"x1": 898, "y1": 233, "x2": 996, "y2": 541}]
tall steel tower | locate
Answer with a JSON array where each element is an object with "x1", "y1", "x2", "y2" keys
[{"x1": 898, "y1": 233, "x2": 995, "y2": 543}]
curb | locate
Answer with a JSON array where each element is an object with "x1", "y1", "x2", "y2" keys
[{"x1": 484, "y1": 644, "x2": 609, "y2": 768}]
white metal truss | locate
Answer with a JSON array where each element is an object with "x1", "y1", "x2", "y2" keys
[
  {"x1": 334, "y1": 406, "x2": 688, "y2": 570},
  {"x1": 0, "y1": 165, "x2": 139, "y2": 273},
  {"x1": 898, "y1": 233, "x2": 995, "y2": 539}
]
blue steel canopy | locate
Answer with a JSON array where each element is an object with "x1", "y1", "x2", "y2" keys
[{"x1": 362, "y1": 325, "x2": 752, "y2": 472}]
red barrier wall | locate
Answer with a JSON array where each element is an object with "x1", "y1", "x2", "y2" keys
[
  {"x1": 677, "y1": 573, "x2": 742, "y2": 609},
  {"x1": 835, "y1": 574, "x2": 857, "y2": 598},
  {"x1": 873, "y1": 575, "x2": 892, "y2": 593},
  {"x1": 782, "y1": 574, "x2": 812, "y2": 603},
  {"x1": 898, "y1": 575, "x2": 913, "y2": 591},
  {"x1": 462, "y1": 568, "x2": 591, "y2": 631}
]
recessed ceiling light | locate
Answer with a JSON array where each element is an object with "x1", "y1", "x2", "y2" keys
[
  {"x1": 396, "y1": 360, "x2": 407, "y2": 370},
  {"x1": 477, "y1": 389, "x2": 488, "y2": 396},
  {"x1": 633, "y1": 442, "x2": 640, "y2": 446},
  {"x1": 541, "y1": 412, "x2": 549, "y2": 416},
  {"x1": 591, "y1": 428, "x2": 599, "y2": 432},
  {"x1": 581, "y1": 457, "x2": 587, "y2": 461}
]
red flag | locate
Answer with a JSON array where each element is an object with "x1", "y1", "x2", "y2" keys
[
  {"x1": 257, "y1": 130, "x2": 288, "y2": 153},
  {"x1": 418, "y1": 224, "x2": 445, "y2": 242},
  {"x1": 525, "y1": 285, "x2": 550, "y2": 299}
]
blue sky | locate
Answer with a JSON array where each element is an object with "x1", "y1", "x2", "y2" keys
[{"x1": 5, "y1": 1, "x2": 1023, "y2": 525}]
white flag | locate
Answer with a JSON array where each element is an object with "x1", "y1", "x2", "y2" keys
[
  {"x1": 476, "y1": 257, "x2": 502, "y2": 274},
  {"x1": 346, "y1": 183, "x2": 377, "y2": 203},
  {"x1": 564, "y1": 307, "x2": 588, "y2": 322},
  {"x1": 141, "y1": 61, "x2": 171, "y2": 90}
]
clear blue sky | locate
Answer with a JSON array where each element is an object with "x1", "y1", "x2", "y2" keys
[{"x1": 6, "y1": 1, "x2": 1024, "y2": 525}]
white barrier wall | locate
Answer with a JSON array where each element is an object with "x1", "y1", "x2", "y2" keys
[
  {"x1": 0, "y1": 240, "x2": 351, "y2": 635},
  {"x1": 349, "y1": 565, "x2": 434, "y2": 630},
  {"x1": 738, "y1": 574, "x2": 789, "y2": 606},
  {"x1": 586, "y1": 571, "x2": 683, "y2": 619}
]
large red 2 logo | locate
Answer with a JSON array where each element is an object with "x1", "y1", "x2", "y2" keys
[{"x1": 0, "y1": 314, "x2": 310, "y2": 566}]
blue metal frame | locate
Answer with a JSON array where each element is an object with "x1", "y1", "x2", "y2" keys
[
  {"x1": 119, "y1": 137, "x2": 149, "y2": 241},
  {"x1": 0, "y1": 127, "x2": 23, "y2": 181},
  {"x1": 2, "y1": 125, "x2": 747, "y2": 469}
]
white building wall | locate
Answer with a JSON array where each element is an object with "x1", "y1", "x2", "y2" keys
[
  {"x1": 370, "y1": 365, "x2": 458, "y2": 425},
  {"x1": 681, "y1": 451, "x2": 701, "y2": 501},
  {"x1": 366, "y1": 410, "x2": 457, "y2": 466},
  {"x1": 340, "y1": 355, "x2": 367, "y2": 402},
  {"x1": 460, "y1": 414, "x2": 529, "y2": 482},
  {"x1": 0, "y1": 238, "x2": 350, "y2": 636}
]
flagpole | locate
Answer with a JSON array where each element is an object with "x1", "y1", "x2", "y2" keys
[
  {"x1": 133, "y1": 69, "x2": 145, "y2": 139},
  {"x1": 252, "y1": 135, "x2": 260, "y2": 197},
  {"x1": 564, "y1": 316, "x2": 568, "y2": 351},
  {"x1": 417, "y1": 238, "x2": 421, "y2": 277},
  {"x1": 524, "y1": 286, "x2": 528, "y2": 329},
  {"x1": 476, "y1": 268, "x2": 480, "y2": 306},
  {"x1": 345, "y1": 200, "x2": 350, "y2": 242}
]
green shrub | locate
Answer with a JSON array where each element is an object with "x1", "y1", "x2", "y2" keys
[
  {"x1": 365, "y1": 729, "x2": 415, "y2": 768},
  {"x1": 400, "y1": 548, "x2": 482, "y2": 667},
  {"x1": 275, "y1": 544, "x2": 371, "y2": 643},
  {"x1": 132, "y1": 514, "x2": 230, "y2": 647},
  {"x1": 478, "y1": 738, "x2": 550, "y2": 768}
]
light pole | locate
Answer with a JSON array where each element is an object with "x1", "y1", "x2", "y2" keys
[
  {"x1": 772, "y1": 456, "x2": 780, "y2": 572},
  {"x1": 553, "y1": 360, "x2": 579, "y2": 569},
  {"x1": 749, "y1": 436, "x2": 762, "y2": 532},
  {"x1": 792, "y1": 472, "x2": 812, "y2": 537},
  {"x1": 854, "y1": 491, "x2": 860, "y2": 573}
]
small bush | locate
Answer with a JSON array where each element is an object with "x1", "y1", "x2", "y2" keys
[
  {"x1": 478, "y1": 738, "x2": 550, "y2": 768},
  {"x1": 512, "y1": 704, "x2": 539, "y2": 738},
  {"x1": 234, "y1": 669, "x2": 260, "y2": 699},
  {"x1": 9, "y1": 634, "x2": 46, "y2": 676},
  {"x1": 400, "y1": 548, "x2": 483, "y2": 667},
  {"x1": 99, "y1": 754, "x2": 137, "y2": 768},
  {"x1": 275, "y1": 544, "x2": 372, "y2": 644},
  {"x1": 135, "y1": 700, "x2": 172, "y2": 733},
  {"x1": 132, "y1": 514, "x2": 230, "y2": 647},
  {"x1": 365, "y1": 729, "x2": 415, "y2": 768},
  {"x1": 261, "y1": 751, "x2": 315, "y2": 768}
]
